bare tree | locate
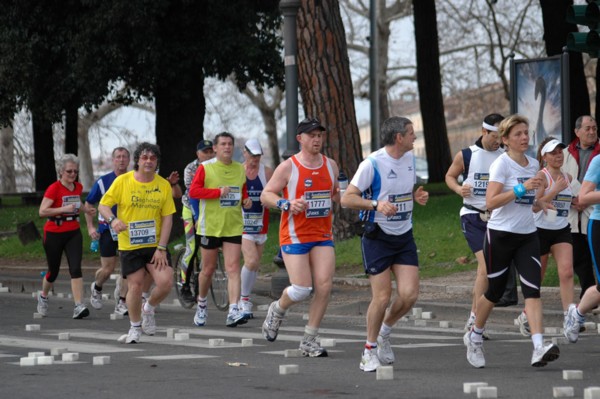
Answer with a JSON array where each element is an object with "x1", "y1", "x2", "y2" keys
[{"x1": 0, "y1": 124, "x2": 16, "y2": 193}]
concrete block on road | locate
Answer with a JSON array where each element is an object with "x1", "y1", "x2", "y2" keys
[
  {"x1": 241, "y1": 338, "x2": 253, "y2": 347},
  {"x1": 93, "y1": 356, "x2": 111, "y2": 365},
  {"x1": 33, "y1": 313, "x2": 44, "y2": 319},
  {"x1": 563, "y1": 370, "x2": 583, "y2": 380},
  {"x1": 37, "y1": 356, "x2": 54, "y2": 365},
  {"x1": 110, "y1": 274, "x2": 119, "y2": 280},
  {"x1": 477, "y1": 386, "x2": 497, "y2": 398},
  {"x1": 414, "y1": 320, "x2": 427, "y2": 327},
  {"x1": 257, "y1": 304, "x2": 269, "y2": 311},
  {"x1": 25, "y1": 324, "x2": 40, "y2": 332},
  {"x1": 320, "y1": 338, "x2": 336, "y2": 347},
  {"x1": 174, "y1": 333, "x2": 189, "y2": 341},
  {"x1": 552, "y1": 337, "x2": 569, "y2": 345},
  {"x1": 209, "y1": 338, "x2": 224, "y2": 347},
  {"x1": 28, "y1": 351, "x2": 45, "y2": 358},
  {"x1": 279, "y1": 364, "x2": 299, "y2": 375},
  {"x1": 102, "y1": 294, "x2": 110, "y2": 301},
  {"x1": 439, "y1": 321, "x2": 452, "y2": 328},
  {"x1": 284, "y1": 349, "x2": 302, "y2": 358},
  {"x1": 376, "y1": 365, "x2": 393, "y2": 380},
  {"x1": 57, "y1": 293, "x2": 65, "y2": 298},
  {"x1": 463, "y1": 382, "x2": 488, "y2": 394},
  {"x1": 0, "y1": 286, "x2": 9, "y2": 293},
  {"x1": 412, "y1": 307, "x2": 422, "y2": 318},
  {"x1": 110, "y1": 313, "x2": 124, "y2": 320},
  {"x1": 584, "y1": 387, "x2": 600, "y2": 399},
  {"x1": 58, "y1": 332, "x2": 70, "y2": 341},
  {"x1": 20, "y1": 357, "x2": 37, "y2": 366},
  {"x1": 51, "y1": 348, "x2": 67, "y2": 356},
  {"x1": 553, "y1": 387, "x2": 574, "y2": 398},
  {"x1": 166, "y1": 328, "x2": 179, "y2": 339},
  {"x1": 302, "y1": 313, "x2": 309, "y2": 321},
  {"x1": 421, "y1": 311, "x2": 434, "y2": 320},
  {"x1": 584, "y1": 322, "x2": 596, "y2": 331},
  {"x1": 545, "y1": 327, "x2": 560, "y2": 334},
  {"x1": 62, "y1": 353, "x2": 79, "y2": 362}
]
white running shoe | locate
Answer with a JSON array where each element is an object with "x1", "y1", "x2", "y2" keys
[
  {"x1": 194, "y1": 304, "x2": 207, "y2": 326},
  {"x1": 73, "y1": 303, "x2": 90, "y2": 319},
  {"x1": 226, "y1": 307, "x2": 248, "y2": 327},
  {"x1": 90, "y1": 282, "x2": 103, "y2": 310},
  {"x1": 517, "y1": 311, "x2": 531, "y2": 337},
  {"x1": 114, "y1": 300, "x2": 128, "y2": 316},
  {"x1": 563, "y1": 304, "x2": 583, "y2": 343},
  {"x1": 126, "y1": 326, "x2": 142, "y2": 344},
  {"x1": 531, "y1": 343, "x2": 560, "y2": 367},
  {"x1": 464, "y1": 331, "x2": 485, "y2": 368},
  {"x1": 377, "y1": 334, "x2": 395, "y2": 364},
  {"x1": 360, "y1": 349, "x2": 381, "y2": 372},
  {"x1": 262, "y1": 301, "x2": 285, "y2": 342},
  {"x1": 299, "y1": 336, "x2": 328, "y2": 357},
  {"x1": 240, "y1": 299, "x2": 254, "y2": 320},
  {"x1": 36, "y1": 292, "x2": 48, "y2": 317},
  {"x1": 141, "y1": 307, "x2": 156, "y2": 335},
  {"x1": 464, "y1": 315, "x2": 490, "y2": 340}
]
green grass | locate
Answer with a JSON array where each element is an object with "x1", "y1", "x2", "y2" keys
[{"x1": 0, "y1": 186, "x2": 562, "y2": 286}]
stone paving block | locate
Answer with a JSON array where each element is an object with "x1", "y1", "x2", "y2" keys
[
  {"x1": 174, "y1": 333, "x2": 190, "y2": 341},
  {"x1": 37, "y1": 356, "x2": 54, "y2": 365},
  {"x1": 25, "y1": 324, "x2": 40, "y2": 332},
  {"x1": 51, "y1": 348, "x2": 67, "y2": 356},
  {"x1": 320, "y1": 339, "x2": 336, "y2": 347},
  {"x1": 279, "y1": 364, "x2": 299, "y2": 375},
  {"x1": 67, "y1": 294, "x2": 72, "y2": 299},
  {"x1": 62, "y1": 353, "x2": 79, "y2": 362},
  {"x1": 0, "y1": 286, "x2": 9, "y2": 293},
  {"x1": 584, "y1": 322, "x2": 596, "y2": 331},
  {"x1": 110, "y1": 313, "x2": 124, "y2": 320},
  {"x1": 57, "y1": 293, "x2": 65, "y2": 298},
  {"x1": 20, "y1": 357, "x2": 37, "y2": 366},
  {"x1": 241, "y1": 338, "x2": 253, "y2": 347},
  {"x1": 421, "y1": 311, "x2": 434, "y2": 320},
  {"x1": 584, "y1": 387, "x2": 600, "y2": 399},
  {"x1": 257, "y1": 304, "x2": 269, "y2": 311},
  {"x1": 376, "y1": 365, "x2": 393, "y2": 380},
  {"x1": 33, "y1": 313, "x2": 43, "y2": 319},
  {"x1": 284, "y1": 349, "x2": 302, "y2": 358},
  {"x1": 209, "y1": 338, "x2": 224, "y2": 347},
  {"x1": 552, "y1": 337, "x2": 569, "y2": 345},
  {"x1": 563, "y1": 370, "x2": 583, "y2": 380},
  {"x1": 110, "y1": 274, "x2": 119, "y2": 280},
  {"x1": 93, "y1": 356, "x2": 111, "y2": 365},
  {"x1": 545, "y1": 327, "x2": 560, "y2": 334},
  {"x1": 463, "y1": 382, "x2": 488, "y2": 394},
  {"x1": 553, "y1": 387, "x2": 575, "y2": 398},
  {"x1": 477, "y1": 386, "x2": 497, "y2": 398},
  {"x1": 439, "y1": 321, "x2": 452, "y2": 328},
  {"x1": 414, "y1": 320, "x2": 427, "y2": 327},
  {"x1": 412, "y1": 307, "x2": 422, "y2": 318},
  {"x1": 58, "y1": 332, "x2": 70, "y2": 341},
  {"x1": 173, "y1": 299, "x2": 180, "y2": 305},
  {"x1": 28, "y1": 352, "x2": 45, "y2": 358},
  {"x1": 166, "y1": 328, "x2": 179, "y2": 339}
]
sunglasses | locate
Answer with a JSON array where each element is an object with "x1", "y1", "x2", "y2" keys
[
  {"x1": 140, "y1": 154, "x2": 158, "y2": 161},
  {"x1": 64, "y1": 169, "x2": 79, "y2": 174}
]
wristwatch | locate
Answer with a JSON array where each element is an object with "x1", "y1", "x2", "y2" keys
[
  {"x1": 107, "y1": 216, "x2": 116, "y2": 225},
  {"x1": 277, "y1": 199, "x2": 291, "y2": 212},
  {"x1": 371, "y1": 200, "x2": 378, "y2": 210}
]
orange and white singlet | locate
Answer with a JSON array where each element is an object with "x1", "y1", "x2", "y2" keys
[{"x1": 280, "y1": 154, "x2": 335, "y2": 245}]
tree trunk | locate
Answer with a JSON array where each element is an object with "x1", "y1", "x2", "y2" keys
[
  {"x1": 64, "y1": 102, "x2": 78, "y2": 156},
  {"x1": 32, "y1": 110, "x2": 57, "y2": 191},
  {"x1": 413, "y1": 0, "x2": 451, "y2": 183},
  {"x1": 297, "y1": 0, "x2": 364, "y2": 240},
  {"x1": 243, "y1": 85, "x2": 283, "y2": 167},
  {"x1": 0, "y1": 124, "x2": 16, "y2": 193},
  {"x1": 539, "y1": 0, "x2": 590, "y2": 139},
  {"x1": 77, "y1": 116, "x2": 94, "y2": 191},
  {"x1": 154, "y1": 69, "x2": 205, "y2": 240}
]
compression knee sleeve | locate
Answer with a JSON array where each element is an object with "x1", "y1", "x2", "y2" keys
[{"x1": 287, "y1": 284, "x2": 312, "y2": 302}]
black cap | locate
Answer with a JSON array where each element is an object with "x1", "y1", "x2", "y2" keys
[
  {"x1": 197, "y1": 140, "x2": 213, "y2": 151},
  {"x1": 296, "y1": 118, "x2": 326, "y2": 135}
]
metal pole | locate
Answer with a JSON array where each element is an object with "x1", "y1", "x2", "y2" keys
[
  {"x1": 369, "y1": 0, "x2": 380, "y2": 151},
  {"x1": 280, "y1": 0, "x2": 301, "y2": 160}
]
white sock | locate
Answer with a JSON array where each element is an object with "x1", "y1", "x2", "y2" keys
[
  {"x1": 532, "y1": 333, "x2": 543, "y2": 348},
  {"x1": 379, "y1": 323, "x2": 392, "y2": 337}
]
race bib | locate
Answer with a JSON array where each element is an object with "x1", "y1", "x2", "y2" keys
[
  {"x1": 553, "y1": 194, "x2": 572, "y2": 218},
  {"x1": 128, "y1": 220, "x2": 157, "y2": 246},
  {"x1": 220, "y1": 186, "x2": 241, "y2": 207},
  {"x1": 62, "y1": 195, "x2": 81, "y2": 215},
  {"x1": 243, "y1": 211, "x2": 264, "y2": 234},
  {"x1": 109, "y1": 225, "x2": 119, "y2": 241},
  {"x1": 387, "y1": 192, "x2": 413, "y2": 221},
  {"x1": 472, "y1": 173, "x2": 489, "y2": 197},
  {"x1": 304, "y1": 190, "x2": 331, "y2": 218}
]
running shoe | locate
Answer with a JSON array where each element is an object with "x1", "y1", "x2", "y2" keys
[
  {"x1": 37, "y1": 292, "x2": 48, "y2": 317},
  {"x1": 141, "y1": 306, "x2": 156, "y2": 335},
  {"x1": 90, "y1": 282, "x2": 103, "y2": 310},
  {"x1": 240, "y1": 299, "x2": 254, "y2": 320},
  {"x1": 299, "y1": 335, "x2": 328, "y2": 357},
  {"x1": 517, "y1": 311, "x2": 531, "y2": 337},
  {"x1": 262, "y1": 301, "x2": 284, "y2": 342},
  {"x1": 226, "y1": 307, "x2": 248, "y2": 328},
  {"x1": 73, "y1": 303, "x2": 90, "y2": 319},
  {"x1": 193, "y1": 304, "x2": 207, "y2": 326},
  {"x1": 126, "y1": 326, "x2": 142, "y2": 344},
  {"x1": 377, "y1": 334, "x2": 395, "y2": 364},
  {"x1": 531, "y1": 343, "x2": 560, "y2": 367},
  {"x1": 563, "y1": 304, "x2": 583, "y2": 343},
  {"x1": 463, "y1": 331, "x2": 485, "y2": 368},
  {"x1": 465, "y1": 316, "x2": 490, "y2": 340},
  {"x1": 359, "y1": 349, "x2": 381, "y2": 372},
  {"x1": 114, "y1": 299, "x2": 128, "y2": 316}
]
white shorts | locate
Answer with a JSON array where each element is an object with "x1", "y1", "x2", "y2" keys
[{"x1": 242, "y1": 233, "x2": 268, "y2": 245}]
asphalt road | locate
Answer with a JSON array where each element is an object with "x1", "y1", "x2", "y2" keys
[{"x1": 2, "y1": 271, "x2": 600, "y2": 399}]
